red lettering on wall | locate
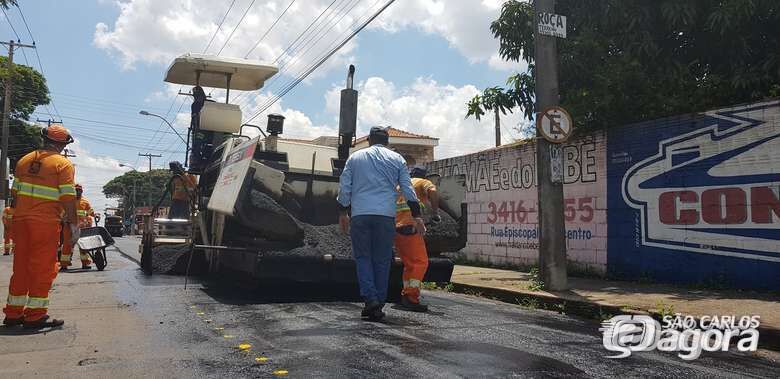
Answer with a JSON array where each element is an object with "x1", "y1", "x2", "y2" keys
[
  {"x1": 751, "y1": 186, "x2": 780, "y2": 223},
  {"x1": 659, "y1": 191, "x2": 698, "y2": 225},
  {"x1": 701, "y1": 188, "x2": 747, "y2": 224}
]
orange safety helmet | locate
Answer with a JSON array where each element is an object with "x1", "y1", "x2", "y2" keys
[{"x1": 41, "y1": 124, "x2": 74, "y2": 144}]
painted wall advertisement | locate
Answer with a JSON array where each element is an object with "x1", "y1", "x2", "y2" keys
[{"x1": 429, "y1": 100, "x2": 779, "y2": 289}]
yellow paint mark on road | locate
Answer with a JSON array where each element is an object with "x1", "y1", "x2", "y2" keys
[
  {"x1": 273, "y1": 369, "x2": 289, "y2": 376},
  {"x1": 214, "y1": 327, "x2": 224, "y2": 331},
  {"x1": 196, "y1": 312, "x2": 205, "y2": 316},
  {"x1": 190, "y1": 305, "x2": 197, "y2": 308},
  {"x1": 255, "y1": 357, "x2": 269, "y2": 363},
  {"x1": 223, "y1": 334, "x2": 235, "y2": 339},
  {"x1": 238, "y1": 343, "x2": 251, "y2": 350}
]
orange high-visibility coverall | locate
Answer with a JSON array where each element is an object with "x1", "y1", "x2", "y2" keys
[
  {"x1": 3, "y1": 206, "x2": 13, "y2": 254},
  {"x1": 394, "y1": 177, "x2": 437, "y2": 303},
  {"x1": 61, "y1": 197, "x2": 94, "y2": 266},
  {"x1": 3, "y1": 150, "x2": 76, "y2": 322}
]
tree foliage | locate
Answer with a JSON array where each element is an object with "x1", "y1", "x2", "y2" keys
[
  {"x1": 469, "y1": 0, "x2": 780, "y2": 131},
  {"x1": 0, "y1": 1, "x2": 18, "y2": 10},
  {"x1": 102, "y1": 170, "x2": 175, "y2": 210},
  {"x1": 0, "y1": 56, "x2": 51, "y2": 167}
]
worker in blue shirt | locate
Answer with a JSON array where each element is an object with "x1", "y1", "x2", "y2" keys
[{"x1": 337, "y1": 126, "x2": 425, "y2": 321}]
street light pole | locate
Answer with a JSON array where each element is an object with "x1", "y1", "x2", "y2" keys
[{"x1": 139, "y1": 110, "x2": 188, "y2": 166}]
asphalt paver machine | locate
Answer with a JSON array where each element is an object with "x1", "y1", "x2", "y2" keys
[{"x1": 140, "y1": 54, "x2": 466, "y2": 297}]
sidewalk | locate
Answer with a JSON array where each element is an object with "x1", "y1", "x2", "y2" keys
[{"x1": 450, "y1": 265, "x2": 780, "y2": 350}]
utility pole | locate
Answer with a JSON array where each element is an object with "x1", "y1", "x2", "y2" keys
[
  {"x1": 138, "y1": 152, "x2": 161, "y2": 172},
  {"x1": 138, "y1": 153, "x2": 161, "y2": 207},
  {"x1": 535, "y1": 0, "x2": 567, "y2": 290},
  {"x1": 1, "y1": 40, "x2": 36, "y2": 202}
]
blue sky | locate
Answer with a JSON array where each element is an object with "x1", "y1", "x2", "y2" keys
[{"x1": 2, "y1": 0, "x2": 527, "y2": 209}]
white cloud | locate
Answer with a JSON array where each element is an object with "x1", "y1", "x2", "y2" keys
[
  {"x1": 239, "y1": 92, "x2": 338, "y2": 140},
  {"x1": 67, "y1": 142, "x2": 127, "y2": 215},
  {"x1": 325, "y1": 76, "x2": 526, "y2": 159},
  {"x1": 94, "y1": 0, "x2": 517, "y2": 72}
]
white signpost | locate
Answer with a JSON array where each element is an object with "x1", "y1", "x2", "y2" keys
[
  {"x1": 207, "y1": 136, "x2": 260, "y2": 215},
  {"x1": 538, "y1": 12, "x2": 567, "y2": 38}
]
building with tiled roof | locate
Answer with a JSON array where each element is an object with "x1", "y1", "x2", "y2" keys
[
  {"x1": 352, "y1": 127, "x2": 439, "y2": 165},
  {"x1": 282, "y1": 127, "x2": 439, "y2": 166}
]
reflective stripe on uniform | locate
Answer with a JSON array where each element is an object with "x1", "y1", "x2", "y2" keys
[
  {"x1": 396, "y1": 202, "x2": 425, "y2": 214},
  {"x1": 26, "y1": 296, "x2": 49, "y2": 309},
  {"x1": 6, "y1": 294, "x2": 27, "y2": 306},
  {"x1": 59, "y1": 184, "x2": 77, "y2": 197},
  {"x1": 76, "y1": 210, "x2": 88, "y2": 216},
  {"x1": 13, "y1": 181, "x2": 61, "y2": 201},
  {"x1": 408, "y1": 279, "x2": 422, "y2": 289}
]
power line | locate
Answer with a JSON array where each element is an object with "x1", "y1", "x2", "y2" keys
[
  {"x1": 15, "y1": 3, "x2": 62, "y2": 120},
  {"x1": 258, "y1": 0, "x2": 359, "y2": 97},
  {"x1": 216, "y1": 0, "x2": 257, "y2": 56},
  {"x1": 244, "y1": 0, "x2": 297, "y2": 58},
  {"x1": 232, "y1": 0, "x2": 340, "y2": 106},
  {"x1": 246, "y1": 0, "x2": 394, "y2": 123},
  {"x1": 203, "y1": 0, "x2": 238, "y2": 54}
]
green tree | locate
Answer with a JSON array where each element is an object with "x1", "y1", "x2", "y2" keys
[
  {"x1": 466, "y1": 74, "x2": 535, "y2": 145},
  {"x1": 103, "y1": 170, "x2": 174, "y2": 213},
  {"x1": 0, "y1": 1, "x2": 18, "y2": 9},
  {"x1": 0, "y1": 56, "x2": 51, "y2": 168},
  {"x1": 469, "y1": 0, "x2": 780, "y2": 132}
]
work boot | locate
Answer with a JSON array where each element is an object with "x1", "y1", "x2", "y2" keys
[
  {"x1": 59, "y1": 266, "x2": 69, "y2": 272},
  {"x1": 2, "y1": 317, "x2": 23, "y2": 326},
  {"x1": 23, "y1": 315, "x2": 64, "y2": 330},
  {"x1": 361, "y1": 301, "x2": 384, "y2": 321},
  {"x1": 399, "y1": 296, "x2": 429, "y2": 313}
]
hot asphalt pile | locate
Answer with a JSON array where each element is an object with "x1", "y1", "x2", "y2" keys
[
  {"x1": 151, "y1": 244, "x2": 191, "y2": 274},
  {"x1": 151, "y1": 187, "x2": 464, "y2": 272}
]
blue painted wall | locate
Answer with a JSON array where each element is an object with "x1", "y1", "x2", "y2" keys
[{"x1": 607, "y1": 100, "x2": 780, "y2": 289}]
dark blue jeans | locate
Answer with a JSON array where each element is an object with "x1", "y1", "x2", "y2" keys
[{"x1": 350, "y1": 215, "x2": 396, "y2": 304}]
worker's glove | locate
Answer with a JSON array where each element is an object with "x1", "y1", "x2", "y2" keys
[
  {"x1": 70, "y1": 224, "x2": 81, "y2": 242},
  {"x1": 413, "y1": 217, "x2": 427, "y2": 235},
  {"x1": 430, "y1": 213, "x2": 442, "y2": 224}
]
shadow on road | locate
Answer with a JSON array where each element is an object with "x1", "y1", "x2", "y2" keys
[{"x1": 0, "y1": 324, "x2": 63, "y2": 336}]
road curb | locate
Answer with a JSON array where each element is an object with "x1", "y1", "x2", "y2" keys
[
  {"x1": 111, "y1": 243, "x2": 140, "y2": 266},
  {"x1": 450, "y1": 282, "x2": 780, "y2": 352}
]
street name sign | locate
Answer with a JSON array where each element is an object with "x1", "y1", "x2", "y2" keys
[
  {"x1": 538, "y1": 12, "x2": 566, "y2": 38},
  {"x1": 537, "y1": 106, "x2": 573, "y2": 143}
]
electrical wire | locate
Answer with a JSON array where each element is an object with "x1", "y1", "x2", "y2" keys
[
  {"x1": 244, "y1": 0, "x2": 297, "y2": 58},
  {"x1": 203, "y1": 0, "x2": 238, "y2": 54},
  {"x1": 15, "y1": 3, "x2": 62, "y2": 120},
  {"x1": 231, "y1": 0, "x2": 341, "y2": 107},
  {"x1": 216, "y1": 0, "x2": 257, "y2": 56},
  {"x1": 245, "y1": 0, "x2": 395, "y2": 123}
]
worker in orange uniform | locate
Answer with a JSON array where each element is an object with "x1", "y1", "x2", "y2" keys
[
  {"x1": 394, "y1": 166, "x2": 441, "y2": 312},
  {"x1": 2, "y1": 200, "x2": 14, "y2": 255},
  {"x1": 3, "y1": 124, "x2": 77, "y2": 329},
  {"x1": 60, "y1": 184, "x2": 95, "y2": 270},
  {"x1": 169, "y1": 161, "x2": 197, "y2": 219}
]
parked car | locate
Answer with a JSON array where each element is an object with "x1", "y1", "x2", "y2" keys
[{"x1": 104, "y1": 215, "x2": 124, "y2": 237}]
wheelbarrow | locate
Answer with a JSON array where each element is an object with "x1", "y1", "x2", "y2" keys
[{"x1": 76, "y1": 226, "x2": 115, "y2": 271}]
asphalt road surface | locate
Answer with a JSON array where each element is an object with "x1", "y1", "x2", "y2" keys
[{"x1": 9, "y1": 236, "x2": 778, "y2": 378}]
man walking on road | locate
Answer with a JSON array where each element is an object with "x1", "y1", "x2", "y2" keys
[
  {"x1": 337, "y1": 127, "x2": 425, "y2": 321},
  {"x1": 2, "y1": 200, "x2": 13, "y2": 255},
  {"x1": 3, "y1": 124, "x2": 78, "y2": 329},
  {"x1": 395, "y1": 166, "x2": 440, "y2": 312},
  {"x1": 61, "y1": 184, "x2": 95, "y2": 270}
]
